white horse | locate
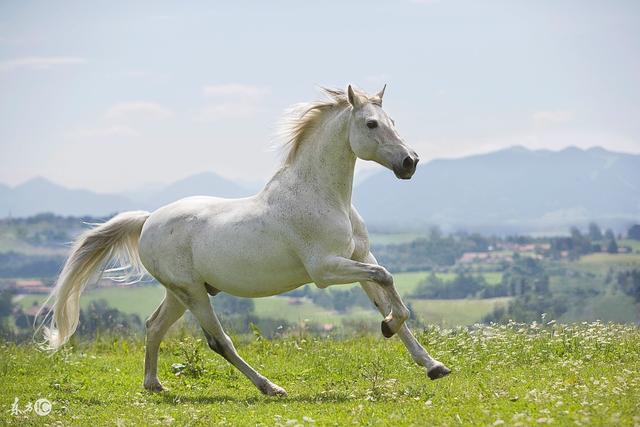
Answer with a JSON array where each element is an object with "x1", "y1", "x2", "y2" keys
[{"x1": 42, "y1": 85, "x2": 451, "y2": 396}]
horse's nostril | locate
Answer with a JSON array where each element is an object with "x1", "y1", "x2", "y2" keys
[{"x1": 402, "y1": 156, "x2": 415, "y2": 170}]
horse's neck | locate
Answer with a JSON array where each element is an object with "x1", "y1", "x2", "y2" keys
[{"x1": 271, "y1": 108, "x2": 356, "y2": 210}]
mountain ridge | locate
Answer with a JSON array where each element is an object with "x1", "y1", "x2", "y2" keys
[{"x1": 2, "y1": 146, "x2": 638, "y2": 232}]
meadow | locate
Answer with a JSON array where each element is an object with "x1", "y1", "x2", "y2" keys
[
  {"x1": 18, "y1": 271, "x2": 507, "y2": 329},
  {"x1": 1, "y1": 322, "x2": 638, "y2": 426}
]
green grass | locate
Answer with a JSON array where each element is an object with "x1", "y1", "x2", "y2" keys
[
  {"x1": 1, "y1": 322, "x2": 639, "y2": 426},
  {"x1": 392, "y1": 271, "x2": 503, "y2": 296},
  {"x1": 410, "y1": 297, "x2": 512, "y2": 327},
  {"x1": 253, "y1": 297, "x2": 378, "y2": 324},
  {"x1": 573, "y1": 252, "x2": 640, "y2": 274},
  {"x1": 368, "y1": 232, "x2": 425, "y2": 245},
  {"x1": 18, "y1": 284, "x2": 166, "y2": 318},
  {"x1": 17, "y1": 272, "x2": 507, "y2": 328},
  {"x1": 619, "y1": 239, "x2": 640, "y2": 253},
  {"x1": 560, "y1": 293, "x2": 638, "y2": 324}
]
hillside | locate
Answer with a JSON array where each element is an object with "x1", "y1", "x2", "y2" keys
[
  {"x1": 353, "y1": 146, "x2": 640, "y2": 232},
  {"x1": 0, "y1": 177, "x2": 134, "y2": 217},
  {"x1": 2, "y1": 147, "x2": 639, "y2": 233},
  {"x1": 0, "y1": 172, "x2": 252, "y2": 217}
]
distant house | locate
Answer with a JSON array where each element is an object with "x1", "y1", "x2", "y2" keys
[
  {"x1": 459, "y1": 252, "x2": 490, "y2": 263},
  {"x1": 496, "y1": 242, "x2": 551, "y2": 253},
  {"x1": 458, "y1": 252, "x2": 512, "y2": 264},
  {"x1": 12, "y1": 279, "x2": 51, "y2": 294}
]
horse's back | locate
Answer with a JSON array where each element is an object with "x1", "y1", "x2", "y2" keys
[{"x1": 139, "y1": 195, "x2": 310, "y2": 297}]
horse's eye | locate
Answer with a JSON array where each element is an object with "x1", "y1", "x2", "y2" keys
[{"x1": 366, "y1": 120, "x2": 378, "y2": 129}]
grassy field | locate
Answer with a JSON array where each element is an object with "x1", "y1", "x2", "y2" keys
[
  {"x1": 252, "y1": 297, "x2": 378, "y2": 324},
  {"x1": 368, "y1": 232, "x2": 426, "y2": 245},
  {"x1": 573, "y1": 252, "x2": 640, "y2": 275},
  {"x1": 1, "y1": 322, "x2": 638, "y2": 426},
  {"x1": 619, "y1": 239, "x2": 640, "y2": 253},
  {"x1": 18, "y1": 284, "x2": 166, "y2": 318},
  {"x1": 411, "y1": 297, "x2": 511, "y2": 327},
  {"x1": 17, "y1": 270, "x2": 507, "y2": 329}
]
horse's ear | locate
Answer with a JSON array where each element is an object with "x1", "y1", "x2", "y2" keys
[
  {"x1": 377, "y1": 84, "x2": 386, "y2": 101},
  {"x1": 347, "y1": 85, "x2": 363, "y2": 108},
  {"x1": 372, "y1": 84, "x2": 386, "y2": 106}
]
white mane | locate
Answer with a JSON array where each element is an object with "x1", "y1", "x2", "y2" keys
[{"x1": 278, "y1": 87, "x2": 379, "y2": 164}]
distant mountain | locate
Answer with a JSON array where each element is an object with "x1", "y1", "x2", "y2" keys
[
  {"x1": 353, "y1": 146, "x2": 640, "y2": 232},
  {"x1": 142, "y1": 171, "x2": 252, "y2": 209},
  {"x1": 2, "y1": 147, "x2": 639, "y2": 233},
  {"x1": 0, "y1": 177, "x2": 135, "y2": 217},
  {"x1": 0, "y1": 172, "x2": 254, "y2": 218}
]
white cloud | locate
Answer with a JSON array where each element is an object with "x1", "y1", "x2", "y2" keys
[
  {"x1": 203, "y1": 83, "x2": 269, "y2": 99},
  {"x1": 0, "y1": 56, "x2": 86, "y2": 72},
  {"x1": 105, "y1": 102, "x2": 174, "y2": 121},
  {"x1": 197, "y1": 83, "x2": 269, "y2": 121},
  {"x1": 532, "y1": 110, "x2": 575, "y2": 126}
]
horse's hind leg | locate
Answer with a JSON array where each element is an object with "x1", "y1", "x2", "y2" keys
[
  {"x1": 143, "y1": 290, "x2": 186, "y2": 391},
  {"x1": 181, "y1": 284, "x2": 287, "y2": 396}
]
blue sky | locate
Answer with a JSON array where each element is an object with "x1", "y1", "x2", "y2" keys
[{"x1": 1, "y1": 1, "x2": 639, "y2": 193}]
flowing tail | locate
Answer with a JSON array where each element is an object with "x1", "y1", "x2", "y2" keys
[{"x1": 39, "y1": 210, "x2": 150, "y2": 351}]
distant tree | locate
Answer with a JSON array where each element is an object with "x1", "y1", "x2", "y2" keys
[
  {"x1": 76, "y1": 300, "x2": 142, "y2": 338},
  {"x1": 0, "y1": 290, "x2": 15, "y2": 338},
  {"x1": 628, "y1": 224, "x2": 640, "y2": 241},
  {"x1": 588, "y1": 223, "x2": 603, "y2": 241},
  {"x1": 428, "y1": 226, "x2": 443, "y2": 241},
  {"x1": 410, "y1": 272, "x2": 501, "y2": 299},
  {"x1": 569, "y1": 226, "x2": 592, "y2": 256},
  {"x1": 604, "y1": 229, "x2": 615, "y2": 241},
  {"x1": 501, "y1": 257, "x2": 549, "y2": 296},
  {"x1": 607, "y1": 239, "x2": 619, "y2": 254},
  {"x1": 617, "y1": 269, "x2": 640, "y2": 302},
  {"x1": 212, "y1": 293, "x2": 255, "y2": 317},
  {"x1": 0, "y1": 290, "x2": 13, "y2": 318}
]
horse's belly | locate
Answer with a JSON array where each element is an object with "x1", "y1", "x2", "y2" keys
[{"x1": 193, "y1": 229, "x2": 311, "y2": 298}]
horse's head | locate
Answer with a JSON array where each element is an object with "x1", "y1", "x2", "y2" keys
[{"x1": 346, "y1": 85, "x2": 419, "y2": 179}]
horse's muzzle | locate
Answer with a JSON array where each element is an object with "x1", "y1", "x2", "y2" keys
[{"x1": 393, "y1": 155, "x2": 419, "y2": 179}]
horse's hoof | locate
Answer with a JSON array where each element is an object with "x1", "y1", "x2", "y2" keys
[
  {"x1": 260, "y1": 382, "x2": 288, "y2": 396},
  {"x1": 427, "y1": 364, "x2": 451, "y2": 380},
  {"x1": 144, "y1": 381, "x2": 166, "y2": 392},
  {"x1": 381, "y1": 320, "x2": 395, "y2": 338}
]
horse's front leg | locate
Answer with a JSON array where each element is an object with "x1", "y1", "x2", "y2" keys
[
  {"x1": 307, "y1": 256, "x2": 410, "y2": 336},
  {"x1": 359, "y1": 253, "x2": 451, "y2": 380}
]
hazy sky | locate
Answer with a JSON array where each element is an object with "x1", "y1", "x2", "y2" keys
[{"x1": 1, "y1": 1, "x2": 639, "y2": 193}]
